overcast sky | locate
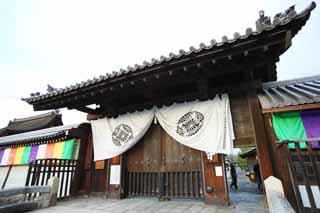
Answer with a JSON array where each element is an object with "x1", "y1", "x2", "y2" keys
[{"x1": 0, "y1": 0, "x2": 319, "y2": 127}]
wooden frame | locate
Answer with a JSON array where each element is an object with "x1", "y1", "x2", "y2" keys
[
  {"x1": 262, "y1": 103, "x2": 320, "y2": 114},
  {"x1": 277, "y1": 140, "x2": 320, "y2": 212}
]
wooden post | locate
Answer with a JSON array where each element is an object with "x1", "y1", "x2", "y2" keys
[
  {"x1": 247, "y1": 85, "x2": 274, "y2": 181},
  {"x1": 202, "y1": 153, "x2": 229, "y2": 205},
  {"x1": 72, "y1": 136, "x2": 89, "y2": 195},
  {"x1": 106, "y1": 156, "x2": 122, "y2": 199}
]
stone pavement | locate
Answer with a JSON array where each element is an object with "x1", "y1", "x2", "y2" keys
[
  {"x1": 228, "y1": 169, "x2": 267, "y2": 211},
  {"x1": 31, "y1": 169, "x2": 268, "y2": 213},
  {"x1": 31, "y1": 195, "x2": 268, "y2": 213},
  {"x1": 228, "y1": 169, "x2": 266, "y2": 210}
]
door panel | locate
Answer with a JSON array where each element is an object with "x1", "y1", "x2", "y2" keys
[
  {"x1": 144, "y1": 125, "x2": 161, "y2": 172},
  {"x1": 127, "y1": 124, "x2": 161, "y2": 172},
  {"x1": 161, "y1": 129, "x2": 202, "y2": 172},
  {"x1": 126, "y1": 124, "x2": 203, "y2": 198}
]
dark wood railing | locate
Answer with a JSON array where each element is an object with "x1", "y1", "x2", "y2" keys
[
  {"x1": 126, "y1": 171, "x2": 203, "y2": 199},
  {"x1": 127, "y1": 172, "x2": 159, "y2": 196},
  {"x1": 277, "y1": 139, "x2": 320, "y2": 213},
  {"x1": 25, "y1": 159, "x2": 77, "y2": 199},
  {"x1": 161, "y1": 171, "x2": 203, "y2": 198}
]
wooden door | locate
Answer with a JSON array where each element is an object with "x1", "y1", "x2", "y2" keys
[
  {"x1": 160, "y1": 130, "x2": 203, "y2": 198},
  {"x1": 78, "y1": 135, "x2": 108, "y2": 194},
  {"x1": 125, "y1": 124, "x2": 203, "y2": 198}
]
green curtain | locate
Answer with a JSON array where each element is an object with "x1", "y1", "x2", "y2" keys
[
  {"x1": 21, "y1": 146, "x2": 31, "y2": 164},
  {"x1": 272, "y1": 111, "x2": 307, "y2": 149},
  {"x1": 62, "y1": 139, "x2": 75, "y2": 159}
]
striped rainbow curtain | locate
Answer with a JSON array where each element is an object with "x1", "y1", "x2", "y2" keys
[{"x1": 0, "y1": 139, "x2": 75, "y2": 166}]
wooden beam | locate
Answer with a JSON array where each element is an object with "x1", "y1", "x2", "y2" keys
[
  {"x1": 262, "y1": 103, "x2": 320, "y2": 114},
  {"x1": 72, "y1": 106, "x2": 111, "y2": 115},
  {"x1": 117, "y1": 92, "x2": 199, "y2": 116},
  {"x1": 197, "y1": 77, "x2": 209, "y2": 101},
  {"x1": 285, "y1": 30, "x2": 292, "y2": 49},
  {"x1": 276, "y1": 138, "x2": 320, "y2": 144}
]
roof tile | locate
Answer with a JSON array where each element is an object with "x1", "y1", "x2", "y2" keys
[{"x1": 259, "y1": 75, "x2": 320, "y2": 109}]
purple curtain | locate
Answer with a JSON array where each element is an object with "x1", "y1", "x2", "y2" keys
[
  {"x1": 301, "y1": 109, "x2": 320, "y2": 148},
  {"x1": 0, "y1": 149, "x2": 4, "y2": 164},
  {"x1": 29, "y1": 145, "x2": 39, "y2": 162}
]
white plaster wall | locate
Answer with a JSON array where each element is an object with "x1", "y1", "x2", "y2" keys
[
  {"x1": 3, "y1": 166, "x2": 29, "y2": 189},
  {"x1": 0, "y1": 166, "x2": 9, "y2": 187}
]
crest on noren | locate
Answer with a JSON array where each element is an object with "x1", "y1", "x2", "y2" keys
[
  {"x1": 177, "y1": 111, "x2": 204, "y2": 137},
  {"x1": 112, "y1": 124, "x2": 134, "y2": 146}
]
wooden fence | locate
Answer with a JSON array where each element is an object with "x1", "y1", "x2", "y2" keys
[
  {"x1": 277, "y1": 139, "x2": 320, "y2": 213},
  {"x1": 25, "y1": 159, "x2": 77, "y2": 199},
  {"x1": 126, "y1": 171, "x2": 203, "y2": 199}
]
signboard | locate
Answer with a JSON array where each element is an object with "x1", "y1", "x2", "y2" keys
[
  {"x1": 110, "y1": 165, "x2": 121, "y2": 185},
  {"x1": 215, "y1": 166, "x2": 223, "y2": 176}
]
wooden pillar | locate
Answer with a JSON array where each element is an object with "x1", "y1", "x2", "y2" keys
[
  {"x1": 106, "y1": 155, "x2": 124, "y2": 199},
  {"x1": 247, "y1": 87, "x2": 274, "y2": 181},
  {"x1": 71, "y1": 136, "x2": 88, "y2": 195},
  {"x1": 70, "y1": 124, "x2": 92, "y2": 195},
  {"x1": 202, "y1": 153, "x2": 229, "y2": 205},
  {"x1": 84, "y1": 135, "x2": 93, "y2": 194}
]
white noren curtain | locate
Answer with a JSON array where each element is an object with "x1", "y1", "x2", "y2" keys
[
  {"x1": 91, "y1": 109, "x2": 154, "y2": 161},
  {"x1": 156, "y1": 94, "x2": 234, "y2": 155},
  {"x1": 91, "y1": 94, "x2": 234, "y2": 161}
]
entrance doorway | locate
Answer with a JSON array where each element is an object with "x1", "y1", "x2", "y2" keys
[
  {"x1": 226, "y1": 146, "x2": 265, "y2": 208},
  {"x1": 125, "y1": 124, "x2": 204, "y2": 199}
]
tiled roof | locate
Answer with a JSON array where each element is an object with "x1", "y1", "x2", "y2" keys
[
  {"x1": 22, "y1": 2, "x2": 316, "y2": 104},
  {"x1": 0, "y1": 111, "x2": 63, "y2": 136},
  {"x1": 7, "y1": 111, "x2": 62, "y2": 132},
  {"x1": 10, "y1": 111, "x2": 58, "y2": 122},
  {"x1": 0, "y1": 123, "x2": 82, "y2": 146},
  {"x1": 258, "y1": 75, "x2": 320, "y2": 110}
]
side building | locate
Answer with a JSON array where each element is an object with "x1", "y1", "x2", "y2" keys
[
  {"x1": 258, "y1": 74, "x2": 320, "y2": 211},
  {"x1": 0, "y1": 112, "x2": 91, "y2": 199}
]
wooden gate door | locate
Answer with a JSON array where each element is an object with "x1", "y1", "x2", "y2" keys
[
  {"x1": 78, "y1": 136, "x2": 109, "y2": 194},
  {"x1": 126, "y1": 124, "x2": 204, "y2": 199}
]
